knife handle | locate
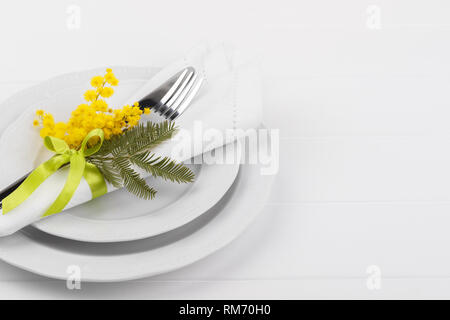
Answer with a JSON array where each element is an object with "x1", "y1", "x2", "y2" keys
[{"x1": 0, "y1": 171, "x2": 29, "y2": 209}]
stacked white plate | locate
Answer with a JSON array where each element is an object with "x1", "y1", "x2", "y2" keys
[{"x1": 0, "y1": 67, "x2": 274, "y2": 282}]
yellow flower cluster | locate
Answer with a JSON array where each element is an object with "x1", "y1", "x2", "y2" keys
[{"x1": 34, "y1": 69, "x2": 151, "y2": 148}]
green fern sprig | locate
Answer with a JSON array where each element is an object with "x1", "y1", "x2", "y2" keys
[
  {"x1": 95, "y1": 121, "x2": 178, "y2": 157},
  {"x1": 130, "y1": 152, "x2": 195, "y2": 184},
  {"x1": 87, "y1": 121, "x2": 194, "y2": 199},
  {"x1": 111, "y1": 156, "x2": 157, "y2": 200},
  {"x1": 88, "y1": 157, "x2": 122, "y2": 188}
]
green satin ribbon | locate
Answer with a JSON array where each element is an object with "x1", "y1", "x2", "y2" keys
[{"x1": 2, "y1": 129, "x2": 107, "y2": 217}]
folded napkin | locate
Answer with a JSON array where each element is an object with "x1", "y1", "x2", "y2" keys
[{"x1": 0, "y1": 43, "x2": 262, "y2": 236}]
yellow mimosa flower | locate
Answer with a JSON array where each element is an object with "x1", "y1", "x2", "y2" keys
[
  {"x1": 105, "y1": 72, "x2": 119, "y2": 86},
  {"x1": 84, "y1": 90, "x2": 98, "y2": 102},
  {"x1": 34, "y1": 69, "x2": 146, "y2": 148},
  {"x1": 99, "y1": 87, "x2": 114, "y2": 98},
  {"x1": 90, "y1": 76, "x2": 104, "y2": 88}
]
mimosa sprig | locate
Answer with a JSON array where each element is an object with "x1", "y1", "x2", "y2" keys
[{"x1": 33, "y1": 69, "x2": 194, "y2": 200}]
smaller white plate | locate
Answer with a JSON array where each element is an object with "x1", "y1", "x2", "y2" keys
[
  {"x1": 32, "y1": 151, "x2": 240, "y2": 243},
  {"x1": 0, "y1": 65, "x2": 242, "y2": 243}
]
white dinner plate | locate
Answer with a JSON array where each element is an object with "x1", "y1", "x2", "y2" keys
[
  {"x1": 0, "y1": 67, "x2": 240, "y2": 242},
  {"x1": 0, "y1": 67, "x2": 274, "y2": 281}
]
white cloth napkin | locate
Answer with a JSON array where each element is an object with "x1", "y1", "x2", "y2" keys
[{"x1": 0, "y1": 43, "x2": 262, "y2": 236}]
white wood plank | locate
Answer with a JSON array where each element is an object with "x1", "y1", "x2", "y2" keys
[
  {"x1": 264, "y1": 77, "x2": 450, "y2": 138},
  {"x1": 270, "y1": 138, "x2": 450, "y2": 202}
]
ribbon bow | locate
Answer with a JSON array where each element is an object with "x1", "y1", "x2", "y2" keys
[{"x1": 3, "y1": 129, "x2": 107, "y2": 217}]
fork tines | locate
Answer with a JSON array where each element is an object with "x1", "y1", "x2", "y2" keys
[{"x1": 138, "y1": 66, "x2": 204, "y2": 121}]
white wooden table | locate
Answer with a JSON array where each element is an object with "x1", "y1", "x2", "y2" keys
[{"x1": 0, "y1": 0, "x2": 450, "y2": 299}]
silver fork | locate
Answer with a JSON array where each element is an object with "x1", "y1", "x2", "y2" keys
[
  {"x1": 138, "y1": 66, "x2": 204, "y2": 120},
  {"x1": 0, "y1": 67, "x2": 204, "y2": 207}
]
